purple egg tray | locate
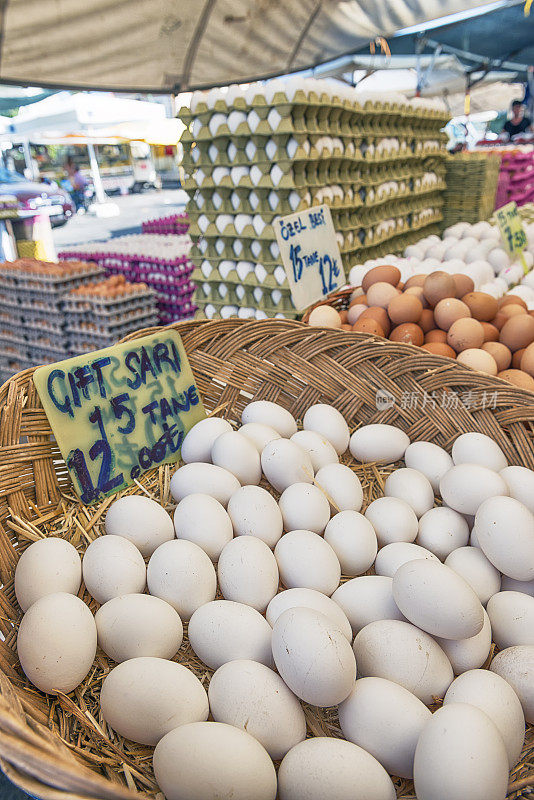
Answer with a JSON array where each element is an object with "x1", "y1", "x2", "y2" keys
[{"x1": 142, "y1": 213, "x2": 189, "y2": 236}]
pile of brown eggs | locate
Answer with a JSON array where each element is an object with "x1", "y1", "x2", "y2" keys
[{"x1": 307, "y1": 265, "x2": 534, "y2": 391}]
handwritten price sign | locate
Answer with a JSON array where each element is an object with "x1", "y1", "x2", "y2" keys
[
  {"x1": 496, "y1": 202, "x2": 529, "y2": 274},
  {"x1": 274, "y1": 204, "x2": 346, "y2": 312},
  {"x1": 33, "y1": 330, "x2": 206, "y2": 504}
]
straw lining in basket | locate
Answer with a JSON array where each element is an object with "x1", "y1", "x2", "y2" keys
[{"x1": 0, "y1": 318, "x2": 532, "y2": 800}]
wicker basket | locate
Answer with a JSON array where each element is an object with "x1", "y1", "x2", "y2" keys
[{"x1": 0, "y1": 318, "x2": 533, "y2": 800}]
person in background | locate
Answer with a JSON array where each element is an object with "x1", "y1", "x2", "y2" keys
[
  {"x1": 65, "y1": 157, "x2": 88, "y2": 212},
  {"x1": 502, "y1": 100, "x2": 532, "y2": 139}
]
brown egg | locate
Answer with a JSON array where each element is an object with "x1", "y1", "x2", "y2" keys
[
  {"x1": 447, "y1": 318, "x2": 485, "y2": 353},
  {"x1": 419, "y1": 308, "x2": 435, "y2": 333},
  {"x1": 423, "y1": 272, "x2": 457, "y2": 307},
  {"x1": 387, "y1": 294, "x2": 423, "y2": 325},
  {"x1": 521, "y1": 342, "x2": 534, "y2": 376},
  {"x1": 362, "y1": 265, "x2": 401, "y2": 293},
  {"x1": 500, "y1": 305, "x2": 527, "y2": 321},
  {"x1": 404, "y1": 274, "x2": 427, "y2": 289},
  {"x1": 499, "y1": 295, "x2": 528, "y2": 310},
  {"x1": 347, "y1": 304, "x2": 368, "y2": 325},
  {"x1": 499, "y1": 315, "x2": 534, "y2": 351},
  {"x1": 434, "y1": 298, "x2": 471, "y2": 331},
  {"x1": 457, "y1": 348, "x2": 498, "y2": 376},
  {"x1": 481, "y1": 342, "x2": 512, "y2": 372},
  {"x1": 350, "y1": 288, "x2": 365, "y2": 302},
  {"x1": 366, "y1": 282, "x2": 399, "y2": 309},
  {"x1": 425, "y1": 329, "x2": 448, "y2": 344},
  {"x1": 350, "y1": 292, "x2": 367, "y2": 307},
  {"x1": 352, "y1": 318, "x2": 385, "y2": 337},
  {"x1": 359, "y1": 307, "x2": 391, "y2": 337},
  {"x1": 404, "y1": 286, "x2": 429, "y2": 309},
  {"x1": 452, "y1": 274, "x2": 475, "y2": 299},
  {"x1": 512, "y1": 348, "x2": 526, "y2": 369},
  {"x1": 480, "y1": 322, "x2": 500, "y2": 342},
  {"x1": 530, "y1": 311, "x2": 534, "y2": 318},
  {"x1": 461, "y1": 292, "x2": 498, "y2": 322},
  {"x1": 497, "y1": 369, "x2": 534, "y2": 391},
  {"x1": 339, "y1": 309, "x2": 348, "y2": 324},
  {"x1": 390, "y1": 323, "x2": 424, "y2": 347},
  {"x1": 491, "y1": 312, "x2": 508, "y2": 331},
  {"x1": 397, "y1": 281, "x2": 405, "y2": 291},
  {"x1": 340, "y1": 324, "x2": 353, "y2": 331},
  {"x1": 308, "y1": 305, "x2": 342, "y2": 329},
  {"x1": 421, "y1": 342, "x2": 456, "y2": 358}
]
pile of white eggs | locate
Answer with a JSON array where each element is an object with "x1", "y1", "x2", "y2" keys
[
  {"x1": 14, "y1": 401, "x2": 534, "y2": 800},
  {"x1": 349, "y1": 220, "x2": 534, "y2": 308}
]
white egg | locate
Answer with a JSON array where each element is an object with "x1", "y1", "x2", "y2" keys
[
  {"x1": 374, "y1": 542, "x2": 439, "y2": 576},
  {"x1": 290, "y1": 430, "x2": 338, "y2": 470},
  {"x1": 217, "y1": 536, "x2": 278, "y2": 612},
  {"x1": 278, "y1": 737, "x2": 396, "y2": 800},
  {"x1": 279, "y1": 483, "x2": 331, "y2": 533},
  {"x1": 500, "y1": 465, "x2": 534, "y2": 513},
  {"x1": 501, "y1": 576, "x2": 534, "y2": 596},
  {"x1": 444, "y1": 546, "x2": 501, "y2": 604},
  {"x1": 241, "y1": 400, "x2": 297, "y2": 437},
  {"x1": 227, "y1": 485, "x2": 283, "y2": 547},
  {"x1": 331, "y1": 575, "x2": 404, "y2": 635},
  {"x1": 488, "y1": 248, "x2": 510, "y2": 271},
  {"x1": 417, "y1": 506, "x2": 470, "y2": 560},
  {"x1": 324, "y1": 510, "x2": 377, "y2": 576},
  {"x1": 170, "y1": 463, "x2": 241, "y2": 506},
  {"x1": 364, "y1": 496, "x2": 418, "y2": 546},
  {"x1": 452, "y1": 432, "x2": 508, "y2": 471},
  {"x1": 434, "y1": 609, "x2": 492, "y2": 675},
  {"x1": 491, "y1": 646, "x2": 534, "y2": 723},
  {"x1": 266, "y1": 587, "x2": 352, "y2": 641},
  {"x1": 393, "y1": 559, "x2": 484, "y2": 640},
  {"x1": 353, "y1": 619, "x2": 453, "y2": 704},
  {"x1": 439, "y1": 465, "x2": 509, "y2": 515},
  {"x1": 153, "y1": 722, "x2": 277, "y2": 800},
  {"x1": 208, "y1": 659, "x2": 306, "y2": 759},
  {"x1": 238, "y1": 423, "x2": 282, "y2": 453},
  {"x1": 82, "y1": 535, "x2": 146, "y2": 604},
  {"x1": 475, "y1": 496, "x2": 534, "y2": 580},
  {"x1": 261, "y1": 439, "x2": 314, "y2": 492},
  {"x1": 314, "y1": 463, "x2": 363, "y2": 512},
  {"x1": 349, "y1": 424, "x2": 410, "y2": 463},
  {"x1": 95, "y1": 594, "x2": 183, "y2": 662},
  {"x1": 385, "y1": 468, "x2": 434, "y2": 517},
  {"x1": 487, "y1": 591, "x2": 534, "y2": 649},
  {"x1": 17, "y1": 592, "x2": 96, "y2": 694},
  {"x1": 147, "y1": 539, "x2": 216, "y2": 621},
  {"x1": 173, "y1": 493, "x2": 233, "y2": 560},
  {"x1": 272, "y1": 607, "x2": 356, "y2": 706},
  {"x1": 211, "y1": 430, "x2": 262, "y2": 485},
  {"x1": 188, "y1": 600, "x2": 273, "y2": 669},
  {"x1": 15, "y1": 538, "x2": 81, "y2": 612},
  {"x1": 339, "y1": 677, "x2": 431, "y2": 779},
  {"x1": 275, "y1": 530, "x2": 340, "y2": 595},
  {"x1": 302, "y1": 403, "x2": 350, "y2": 455},
  {"x1": 404, "y1": 441, "x2": 453, "y2": 492},
  {"x1": 105, "y1": 495, "x2": 174, "y2": 556},
  {"x1": 444, "y1": 669, "x2": 525, "y2": 768},
  {"x1": 413, "y1": 703, "x2": 509, "y2": 800},
  {"x1": 181, "y1": 417, "x2": 233, "y2": 463}
]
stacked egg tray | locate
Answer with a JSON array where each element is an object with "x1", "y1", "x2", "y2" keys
[
  {"x1": 0, "y1": 259, "x2": 104, "y2": 383},
  {"x1": 63, "y1": 279, "x2": 158, "y2": 355},
  {"x1": 441, "y1": 153, "x2": 501, "y2": 229},
  {"x1": 142, "y1": 212, "x2": 190, "y2": 236},
  {"x1": 179, "y1": 78, "x2": 449, "y2": 320},
  {"x1": 60, "y1": 233, "x2": 197, "y2": 324}
]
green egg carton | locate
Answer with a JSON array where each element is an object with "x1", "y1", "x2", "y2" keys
[{"x1": 192, "y1": 237, "x2": 280, "y2": 263}]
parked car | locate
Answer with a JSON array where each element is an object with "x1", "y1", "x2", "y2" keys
[{"x1": 0, "y1": 168, "x2": 74, "y2": 226}]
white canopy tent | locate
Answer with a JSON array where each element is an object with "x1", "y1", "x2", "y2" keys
[{"x1": 0, "y1": 0, "x2": 500, "y2": 92}]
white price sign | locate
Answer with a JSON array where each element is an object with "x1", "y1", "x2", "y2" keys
[{"x1": 274, "y1": 204, "x2": 346, "y2": 312}]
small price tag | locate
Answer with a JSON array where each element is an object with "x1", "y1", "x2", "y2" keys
[
  {"x1": 274, "y1": 204, "x2": 346, "y2": 312},
  {"x1": 33, "y1": 330, "x2": 206, "y2": 505},
  {"x1": 496, "y1": 202, "x2": 529, "y2": 274}
]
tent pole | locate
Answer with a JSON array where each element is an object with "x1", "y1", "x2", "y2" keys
[
  {"x1": 87, "y1": 141, "x2": 106, "y2": 203},
  {"x1": 22, "y1": 138, "x2": 35, "y2": 179}
]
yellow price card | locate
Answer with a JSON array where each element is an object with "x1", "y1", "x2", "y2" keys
[
  {"x1": 495, "y1": 202, "x2": 529, "y2": 274},
  {"x1": 34, "y1": 330, "x2": 206, "y2": 504}
]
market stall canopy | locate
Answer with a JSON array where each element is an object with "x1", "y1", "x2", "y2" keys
[{"x1": 0, "y1": 0, "x2": 499, "y2": 92}]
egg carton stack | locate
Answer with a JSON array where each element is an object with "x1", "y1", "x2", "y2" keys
[
  {"x1": 0, "y1": 259, "x2": 104, "y2": 382},
  {"x1": 179, "y1": 78, "x2": 449, "y2": 320},
  {"x1": 142, "y1": 212, "x2": 190, "y2": 236},
  {"x1": 60, "y1": 233, "x2": 196, "y2": 325},
  {"x1": 442, "y1": 153, "x2": 501, "y2": 229},
  {"x1": 62, "y1": 275, "x2": 158, "y2": 355}
]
